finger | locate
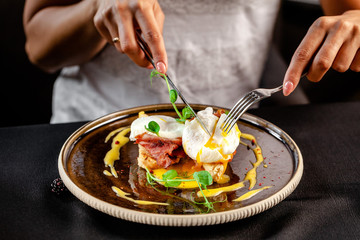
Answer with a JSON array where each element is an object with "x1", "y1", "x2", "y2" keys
[
  {"x1": 103, "y1": 14, "x2": 123, "y2": 52},
  {"x1": 153, "y1": 2, "x2": 165, "y2": 34},
  {"x1": 332, "y1": 38, "x2": 360, "y2": 72},
  {"x1": 350, "y1": 49, "x2": 360, "y2": 72},
  {"x1": 93, "y1": 11, "x2": 113, "y2": 44},
  {"x1": 307, "y1": 19, "x2": 352, "y2": 82},
  {"x1": 283, "y1": 17, "x2": 330, "y2": 96},
  {"x1": 98, "y1": 4, "x2": 124, "y2": 53},
  {"x1": 115, "y1": 4, "x2": 150, "y2": 67},
  {"x1": 135, "y1": 7, "x2": 167, "y2": 73}
]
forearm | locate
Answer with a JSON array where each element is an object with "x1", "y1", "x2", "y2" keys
[
  {"x1": 24, "y1": 0, "x2": 106, "y2": 73},
  {"x1": 320, "y1": 0, "x2": 360, "y2": 15}
]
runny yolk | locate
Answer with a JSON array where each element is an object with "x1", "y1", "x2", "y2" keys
[{"x1": 152, "y1": 159, "x2": 203, "y2": 189}]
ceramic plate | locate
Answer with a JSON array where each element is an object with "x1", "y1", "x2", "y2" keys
[{"x1": 58, "y1": 104, "x2": 303, "y2": 226}]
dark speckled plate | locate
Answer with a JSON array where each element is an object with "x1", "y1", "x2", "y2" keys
[{"x1": 58, "y1": 104, "x2": 303, "y2": 226}]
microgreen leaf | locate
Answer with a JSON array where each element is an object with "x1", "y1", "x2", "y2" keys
[
  {"x1": 164, "y1": 180, "x2": 182, "y2": 188},
  {"x1": 163, "y1": 170, "x2": 181, "y2": 187},
  {"x1": 150, "y1": 70, "x2": 160, "y2": 87},
  {"x1": 145, "y1": 121, "x2": 160, "y2": 136},
  {"x1": 182, "y1": 106, "x2": 194, "y2": 120},
  {"x1": 144, "y1": 167, "x2": 215, "y2": 213},
  {"x1": 150, "y1": 69, "x2": 171, "y2": 92},
  {"x1": 169, "y1": 89, "x2": 178, "y2": 103},
  {"x1": 193, "y1": 171, "x2": 213, "y2": 189},
  {"x1": 162, "y1": 169, "x2": 178, "y2": 180},
  {"x1": 149, "y1": 69, "x2": 183, "y2": 120}
]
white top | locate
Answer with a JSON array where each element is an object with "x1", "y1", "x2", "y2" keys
[{"x1": 51, "y1": 0, "x2": 281, "y2": 123}]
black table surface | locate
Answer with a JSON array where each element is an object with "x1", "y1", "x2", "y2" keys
[{"x1": 1, "y1": 101, "x2": 359, "y2": 239}]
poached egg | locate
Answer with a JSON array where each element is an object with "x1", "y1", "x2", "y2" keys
[
  {"x1": 129, "y1": 115, "x2": 184, "y2": 140},
  {"x1": 182, "y1": 107, "x2": 241, "y2": 164}
]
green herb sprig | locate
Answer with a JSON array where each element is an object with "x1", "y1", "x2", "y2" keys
[
  {"x1": 145, "y1": 121, "x2": 160, "y2": 136},
  {"x1": 145, "y1": 179, "x2": 205, "y2": 213},
  {"x1": 193, "y1": 171, "x2": 214, "y2": 211},
  {"x1": 150, "y1": 70, "x2": 194, "y2": 123},
  {"x1": 145, "y1": 167, "x2": 215, "y2": 212}
]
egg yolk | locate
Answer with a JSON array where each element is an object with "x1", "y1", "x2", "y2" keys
[
  {"x1": 195, "y1": 123, "x2": 241, "y2": 165},
  {"x1": 151, "y1": 159, "x2": 203, "y2": 189}
]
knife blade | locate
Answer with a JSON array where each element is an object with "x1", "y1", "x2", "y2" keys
[{"x1": 135, "y1": 30, "x2": 211, "y2": 136}]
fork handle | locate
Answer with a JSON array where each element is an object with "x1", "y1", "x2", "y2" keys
[{"x1": 269, "y1": 85, "x2": 283, "y2": 94}]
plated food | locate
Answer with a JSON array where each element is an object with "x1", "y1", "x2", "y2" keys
[
  {"x1": 59, "y1": 104, "x2": 303, "y2": 225},
  {"x1": 130, "y1": 107, "x2": 239, "y2": 182},
  {"x1": 95, "y1": 105, "x2": 286, "y2": 214},
  {"x1": 120, "y1": 107, "x2": 242, "y2": 212}
]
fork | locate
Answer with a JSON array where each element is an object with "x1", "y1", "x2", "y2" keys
[{"x1": 221, "y1": 85, "x2": 284, "y2": 134}]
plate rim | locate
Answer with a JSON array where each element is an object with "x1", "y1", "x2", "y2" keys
[{"x1": 58, "y1": 104, "x2": 303, "y2": 226}]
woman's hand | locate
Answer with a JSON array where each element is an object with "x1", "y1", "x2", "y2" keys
[
  {"x1": 93, "y1": 0, "x2": 167, "y2": 73},
  {"x1": 283, "y1": 10, "x2": 360, "y2": 96}
]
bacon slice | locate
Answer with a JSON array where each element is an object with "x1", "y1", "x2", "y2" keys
[
  {"x1": 135, "y1": 133, "x2": 186, "y2": 168},
  {"x1": 214, "y1": 109, "x2": 226, "y2": 118}
]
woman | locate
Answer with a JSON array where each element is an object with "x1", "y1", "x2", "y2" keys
[{"x1": 23, "y1": 0, "x2": 360, "y2": 123}]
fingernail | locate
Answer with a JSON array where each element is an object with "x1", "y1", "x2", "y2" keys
[
  {"x1": 283, "y1": 81, "x2": 294, "y2": 96},
  {"x1": 156, "y1": 61, "x2": 166, "y2": 74}
]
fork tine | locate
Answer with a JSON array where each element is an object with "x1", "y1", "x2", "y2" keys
[
  {"x1": 223, "y1": 95, "x2": 253, "y2": 132},
  {"x1": 223, "y1": 100, "x2": 252, "y2": 133},
  {"x1": 222, "y1": 93, "x2": 255, "y2": 132},
  {"x1": 225, "y1": 95, "x2": 258, "y2": 134},
  {"x1": 222, "y1": 93, "x2": 253, "y2": 131}
]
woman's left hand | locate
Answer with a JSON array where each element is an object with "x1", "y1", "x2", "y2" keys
[{"x1": 283, "y1": 10, "x2": 360, "y2": 96}]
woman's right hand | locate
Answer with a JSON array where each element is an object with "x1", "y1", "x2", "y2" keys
[{"x1": 93, "y1": 0, "x2": 167, "y2": 73}]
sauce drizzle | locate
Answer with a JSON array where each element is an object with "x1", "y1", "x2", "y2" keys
[
  {"x1": 104, "y1": 126, "x2": 170, "y2": 206},
  {"x1": 112, "y1": 186, "x2": 169, "y2": 206},
  {"x1": 233, "y1": 186, "x2": 271, "y2": 202},
  {"x1": 241, "y1": 133, "x2": 264, "y2": 190},
  {"x1": 198, "y1": 182, "x2": 245, "y2": 197},
  {"x1": 103, "y1": 127, "x2": 131, "y2": 178}
]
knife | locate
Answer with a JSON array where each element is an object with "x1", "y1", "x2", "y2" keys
[{"x1": 135, "y1": 30, "x2": 211, "y2": 136}]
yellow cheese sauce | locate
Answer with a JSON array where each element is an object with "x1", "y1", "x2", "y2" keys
[
  {"x1": 241, "y1": 133, "x2": 264, "y2": 190},
  {"x1": 103, "y1": 170, "x2": 112, "y2": 176},
  {"x1": 198, "y1": 182, "x2": 245, "y2": 197},
  {"x1": 233, "y1": 186, "x2": 271, "y2": 202},
  {"x1": 103, "y1": 127, "x2": 131, "y2": 178},
  {"x1": 105, "y1": 126, "x2": 170, "y2": 206},
  {"x1": 112, "y1": 186, "x2": 169, "y2": 206}
]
